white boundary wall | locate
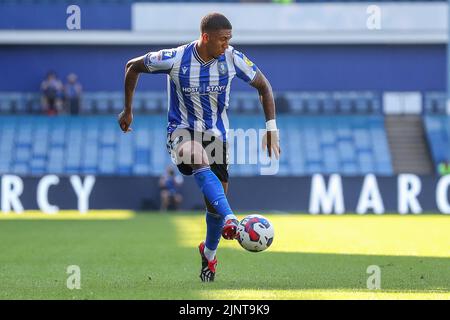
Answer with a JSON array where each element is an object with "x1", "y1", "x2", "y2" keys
[{"x1": 0, "y1": 2, "x2": 447, "y2": 45}]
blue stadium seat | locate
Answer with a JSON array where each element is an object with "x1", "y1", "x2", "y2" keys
[
  {"x1": 323, "y1": 146, "x2": 340, "y2": 174},
  {"x1": 16, "y1": 124, "x2": 33, "y2": 147},
  {"x1": 0, "y1": 114, "x2": 393, "y2": 177},
  {"x1": 275, "y1": 165, "x2": 291, "y2": 176},
  {"x1": 98, "y1": 145, "x2": 116, "y2": 174},
  {"x1": 81, "y1": 93, "x2": 96, "y2": 114},
  {"x1": 357, "y1": 152, "x2": 375, "y2": 173},
  {"x1": 11, "y1": 163, "x2": 29, "y2": 175},
  {"x1": 424, "y1": 116, "x2": 450, "y2": 169},
  {"x1": 117, "y1": 165, "x2": 133, "y2": 175},
  {"x1": 338, "y1": 141, "x2": 356, "y2": 162},
  {"x1": 1, "y1": 90, "x2": 387, "y2": 115},
  {"x1": 133, "y1": 164, "x2": 151, "y2": 175},
  {"x1": 0, "y1": 134, "x2": 15, "y2": 155},
  {"x1": 93, "y1": 92, "x2": 111, "y2": 114},
  {"x1": 83, "y1": 145, "x2": 99, "y2": 172},
  {"x1": 30, "y1": 157, "x2": 47, "y2": 175},
  {"x1": 50, "y1": 126, "x2": 66, "y2": 147},
  {"x1": 353, "y1": 129, "x2": 371, "y2": 151},
  {"x1": 15, "y1": 146, "x2": 31, "y2": 163},
  {"x1": 0, "y1": 93, "x2": 23, "y2": 113},
  {"x1": 333, "y1": 92, "x2": 354, "y2": 114},
  {"x1": 133, "y1": 92, "x2": 166, "y2": 114},
  {"x1": 355, "y1": 97, "x2": 369, "y2": 114},
  {"x1": 231, "y1": 92, "x2": 258, "y2": 114},
  {"x1": 0, "y1": 163, "x2": 10, "y2": 174},
  {"x1": 302, "y1": 93, "x2": 321, "y2": 114},
  {"x1": 288, "y1": 159, "x2": 305, "y2": 175},
  {"x1": 424, "y1": 92, "x2": 446, "y2": 115},
  {"x1": 284, "y1": 92, "x2": 305, "y2": 114},
  {"x1": 348, "y1": 92, "x2": 374, "y2": 114},
  {"x1": 337, "y1": 127, "x2": 353, "y2": 141},
  {"x1": 321, "y1": 93, "x2": 335, "y2": 114},
  {"x1": 100, "y1": 131, "x2": 116, "y2": 147},
  {"x1": 376, "y1": 162, "x2": 393, "y2": 175},
  {"x1": 341, "y1": 162, "x2": 358, "y2": 175},
  {"x1": 305, "y1": 162, "x2": 323, "y2": 175},
  {"x1": 110, "y1": 92, "x2": 124, "y2": 113}
]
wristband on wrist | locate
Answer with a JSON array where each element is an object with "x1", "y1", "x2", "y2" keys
[{"x1": 266, "y1": 119, "x2": 277, "y2": 131}]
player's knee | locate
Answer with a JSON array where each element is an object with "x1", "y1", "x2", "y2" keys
[{"x1": 178, "y1": 140, "x2": 209, "y2": 168}]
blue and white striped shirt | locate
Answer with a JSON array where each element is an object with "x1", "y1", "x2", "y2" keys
[{"x1": 144, "y1": 41, "x2": 258, "y2": 142}]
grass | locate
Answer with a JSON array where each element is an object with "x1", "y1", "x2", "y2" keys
[{"x1": 0, "y1": 212, "x2": 449, "y2": 300}]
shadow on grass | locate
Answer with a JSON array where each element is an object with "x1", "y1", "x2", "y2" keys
[{"x1": 197, "y1": 248, "x2": 450, "y2": 292}]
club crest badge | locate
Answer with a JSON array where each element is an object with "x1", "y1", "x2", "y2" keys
[{"x1": 218, "y1": 61, "x2": 228, "y2": 75}]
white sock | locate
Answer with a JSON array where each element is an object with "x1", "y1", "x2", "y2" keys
[
  {"x1": 204, "y1": 246, "x2": 217, "y2": 262},
  {"x1": 224, "y1": 214, "x2": 238, "y2": 222}
]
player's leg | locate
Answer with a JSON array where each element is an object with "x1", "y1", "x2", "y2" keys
[
  {"x1": 202, "y1": 181, "x2": 228, "y2": 262},
  {"x1": 179, "y1": 135, "x2": 238, "y2": 282},
  {"x1": 168, "y1": 130, "x2": 238, "y2": 281},
  {"x1": 176, "y1": 138, "x2": 236, "y2": 223},
  {"x1": 198, "y1": 181, "x2": 227, "y2": 282}
]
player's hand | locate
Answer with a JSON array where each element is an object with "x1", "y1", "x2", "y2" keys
[
  {"x1": 118, "y1": 109, "x2": 133, "y2": 133},
  {"x1": 262, "y1": 130, "x2": 281, "y2": 159}
]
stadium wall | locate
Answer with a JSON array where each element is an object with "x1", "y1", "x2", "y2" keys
[
  {"x1": 0, "y1": 3, "x2": 131, "y2": 30},
  {"x1": 0, "y1": 2, "x2": 446, "y2": 44},
  {"x1": 0, "y1": 44, "x2": 445, "y2": 92},
  {"x1": 1, "y1": 174, "x2": 450, "y2": 214}
]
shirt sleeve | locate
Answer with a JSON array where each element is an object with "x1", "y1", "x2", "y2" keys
[
  {"x1": 143, "y1": 48, "x2": 178, "y2": 74},
  {"x1": 232, "y1": 49, "x2": 258, "y2": 83}
]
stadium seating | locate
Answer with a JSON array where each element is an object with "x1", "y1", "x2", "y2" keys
[
  {"x1": 0, "y1": 90, "x2": 382, "y2": 115},
  {"x1": 230, "y1": 115, "x2": 392, "y2": 176},
  {"x1": 282, "y1": 91, "x2": 381, "y2": 115},
  {"x1": 0, "y1": 114, "x2": 393, "y2": 176},
  {"x1": 423, "y1": 92, "x2": 448, "y2": 115},
  {"x1": 423, "y1": 115, "x2": 450, "y2": 170}
]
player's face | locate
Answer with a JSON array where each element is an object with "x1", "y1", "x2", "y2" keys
[{"x1": 206, "y1": 29, "x2": 232, "y2": 58}]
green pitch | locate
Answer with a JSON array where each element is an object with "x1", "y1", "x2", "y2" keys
[{"x1": 0, "y1": 212, "x2": 449, "y2": 300}]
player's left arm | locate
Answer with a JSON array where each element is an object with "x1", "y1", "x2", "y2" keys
[{"x1": 250, "y1": 70, "x2": 281, "y2": 159}]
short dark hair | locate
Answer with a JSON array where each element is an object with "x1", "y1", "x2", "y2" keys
[{"x1": 200, "y1": 13, "x2": 232, "y2": 33}]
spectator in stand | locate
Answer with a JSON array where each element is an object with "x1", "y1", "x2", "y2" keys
[
  {"x1": 40, "y1": 71, "x2": 64, "y2": 115},
  {"x1": 64, "y1": 73, "x2": 83, "y2": 115},
  {"x1": 159, "y1": 166, "x2": 184, "y2": 212}
]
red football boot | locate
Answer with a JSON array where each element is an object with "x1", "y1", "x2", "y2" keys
[
  {"x1": 198, "y1": 241, "x2": 217, "y2": 282},
  {"x1": 222, "y1": 219, "x2": 239, "y2": 240}
]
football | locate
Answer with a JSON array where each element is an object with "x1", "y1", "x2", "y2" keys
[{"x1": 236, "y1": 214, "x2": 274, "y2": 252}]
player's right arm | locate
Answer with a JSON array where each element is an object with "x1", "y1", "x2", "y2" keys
[
  {"x1": 118, "y1": 56, "x2": 148, "y2": 133},
  {"x1": 118, "y1": 48, "x2": 179, "y2": 133}
]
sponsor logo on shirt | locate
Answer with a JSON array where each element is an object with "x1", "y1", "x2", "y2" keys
[
  {"x1": 182, "y1": 85, "x2": 226, "y2": 95},
  {"x1": 243, "y1": 55, "x2": 254, "y2": 67}
]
